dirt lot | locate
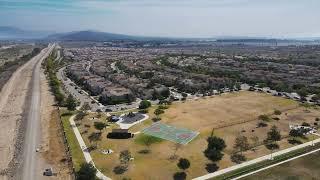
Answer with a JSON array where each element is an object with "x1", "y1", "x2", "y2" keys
[
  {"x1": 37, "y1": 69, "x2": 72, "y2": 179},
  {"x1": 243, "y1": 151, "x2": 320, "y2": 180},
  {"x1": 76, "y1": 91, "x2": 320, "y2": 180},
  {"x1": 0, "y1": 52, "x2": 37, "y2": 178}
]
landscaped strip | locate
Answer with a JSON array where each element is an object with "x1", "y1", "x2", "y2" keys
[
  {"x1": 60, "y1": 111, "x2": 86, "y2": 171},
  {"x1": 212, "y1": 143, "x2": 320, "y2": 180}
]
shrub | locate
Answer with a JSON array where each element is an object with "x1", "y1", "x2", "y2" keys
[
  {"x1": 258, "y1": 114, "x2": 270, "y2": 122},
  {"x1": 152, "y1": 117, "x2": 161, "y2": 122},
  {"x1": 177, "y1": 158, "x2": 190, "y2": 170},
  {"x1": 257, "y1": 122, "x2": 268, "y2": 128},
  {"x1": 173, "y1": 172, "x2": 187, "y2": 180},
  {"x1": 205, "y1": 163, "x2": 219, "y2": 173},
  {"x1": 274, "y1": 109, "x2": 282, "y2": 115},
  {"x1": 113, "y1": 165, "x2": 127, "y2": 174},
  {"x1": 316, "y1": 118, "x2": 320, "y2": 122},
  {"x1": 230, "y1": 153, "x2": 246, "y2": 164},
  {"x1": 288, "y1": 139, "x2": 303, "y2": 145},
  {"x1": 76, "y1": 163, "x2": 97, "y2": 180},
  {"x1": 265, "y1": 143, "x2": 279, "y2": 150},
  {"x1": 154, "y1": 108, "x2": 165, "y2": 115},
  {"x1": 302, "y1": 122, "x2": 311, "y2": 127},
  {"x1": 139, "y1": 100, "x2": 151, "y2": 109},
  {"x1": 138, "y1": 109, "x2": 148, "y2": 114}
]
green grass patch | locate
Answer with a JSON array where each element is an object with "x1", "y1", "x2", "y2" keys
[
  {"x1": 61, "y1": 110, "x2": 85, "y2": 171},
  {"x1": 134, "y1": 134, "x2": 163, "y2": 145}
]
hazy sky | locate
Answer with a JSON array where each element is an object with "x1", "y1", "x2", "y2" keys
[{"x1": 0, "y1": 0, "x2": 320, "y2": 38}]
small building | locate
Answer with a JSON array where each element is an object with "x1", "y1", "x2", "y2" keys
[{"x1": 107, "y1": 129, "x2": 133, "y2": 139}]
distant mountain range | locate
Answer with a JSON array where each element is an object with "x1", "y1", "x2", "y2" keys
[
  {"x1": 0, "y1": 26, "x2": 319, "y2": 42},
  {"x1": 47, "y1": 30, "x2": 143, "y2": 41},
  {"x1": 0, "y1": 26, "x2": 52, "y2": 40}
]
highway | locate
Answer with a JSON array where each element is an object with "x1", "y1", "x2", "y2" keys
[{"x1": 19, "y1": 44, "x2": 55, "y2": 180}]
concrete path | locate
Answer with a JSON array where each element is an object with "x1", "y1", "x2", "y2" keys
[
  {"x1": 233, "y1": 147, "x2": 320, "y2": 179},
  {"x1": 193, "y1": 138, "x2": 320, "y2": 180},
  {"x1": 69, "y1": 115, "x2": 111, "y2": 180}
]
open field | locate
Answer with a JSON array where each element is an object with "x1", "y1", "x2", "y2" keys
[
  {"x1": 243, "y1": 151, "x2": 320, "y2": 180},
  {"x1": 73, "y1": 91, "x2": 320, "y2": 179}
]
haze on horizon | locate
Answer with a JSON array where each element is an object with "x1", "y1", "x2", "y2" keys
[{"x1": 0, "y1": 0, "x2": 320, "y2": 38}]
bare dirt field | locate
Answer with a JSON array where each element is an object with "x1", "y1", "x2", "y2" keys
[
  {"x1": 75, "y1": 91, "x2": 320, "y2": 180},
  {"x1": 37, "y1": 70, "x2": 72, "y2": 179},
  {"x1": 0, "y1": 52, "x2": 38, "y2": 178}
]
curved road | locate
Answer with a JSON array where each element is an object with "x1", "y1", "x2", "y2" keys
[{"x1": 19, "y1": 44, "x2": 55, "y2": 180}]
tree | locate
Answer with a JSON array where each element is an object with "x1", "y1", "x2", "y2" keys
[
  {"x1": 264, "y1": 125, "x2": 281, "y2": 150},
  {"x1": 267, "y1": 125, "x2": 281, "y2": 142},
  {"x1": 233, "y1": 135, "x2": 250, "y2": 154},
  {"x1": 76, "y1": 163, "x2": 96, "y2": 180},
  {"x1": 66, "y1": 94, "x2": 77, "y2": 111},
  {"x1": 173, "y1": 172, "x2": 187, "y2": 180},
  {"x1": 171, "y1": 143, "x2": 182, "y2": 160},
  {"x1": 230, "y1": 153, "x2": 246, "y2": 164},
  {"x1": 154, "y1": 108, "x2": 165, "y2": 116},
  {"x1": 250, "y1": 136, "x2": 260, "y2": 150},
  {"x1": 88, "y1": 132, "x2": 101, "y2": 146},
  {"x1": 204, "y1": 136, "x2": 226, "y2": 162},
  {"x1": 81, "y1": 102, "x2": 91, "y2": 112},
  {"x1": 119, "y1": 150, "x2": 132, "y2": 166},
  {"x1": 94, "y1": 122, "x2": 107, "y2": 132},
  {"x1": 177, "y1": 158, "x2": 190, "y2": 170},
  {"x1": 139, "y1": 100, "x2": 151, "y2": 109}
]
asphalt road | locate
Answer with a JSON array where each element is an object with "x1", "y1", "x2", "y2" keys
[{"x1": 20, "y1": 44, "x2": 55, "y2": 180}]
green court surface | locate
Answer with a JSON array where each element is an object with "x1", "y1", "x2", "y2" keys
[{"x1": 141, "y1": 122, "x2": 199, "y2": 145}]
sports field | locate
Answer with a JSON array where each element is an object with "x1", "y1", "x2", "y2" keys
[{"x1": 142, "y1": 122, "x2": 199, "y2": 144}]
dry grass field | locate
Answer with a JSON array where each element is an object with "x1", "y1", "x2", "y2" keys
[{"x1": 76, "y1": 91, "x2": 320, "y2": 180}]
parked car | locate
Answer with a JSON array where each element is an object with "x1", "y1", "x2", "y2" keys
[{"x1": 43, "y1": 168, "x2": 53, "y2": 176}]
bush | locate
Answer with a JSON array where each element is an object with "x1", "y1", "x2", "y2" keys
[
  {"x1": 265, "y1": 143, "x2": 279, "y2": 150},
  {"x1": 258, "y1": 114, "x2": 270, "y2": 122},
  {"x1": 152, "y1": 117, "x2": 161, "y2": 122},
  {"x1": 139, "y1": 100, "x2": 151, "y2": 109},
  {"x1": 177, "y1": 158, "x2": 190, "y2": 170},
  {"x1": 302, "y1": 122, "x2": 311, "y2": 127},
  {"x1": 173, "y1": 172, "x2": 187, "y2": 180},
  {"x1": 316, "y1": 118, "x2": 320, "y2": 122},
  {"x1": 288, "y1": 139, "x2": 303, "y2": 145},
  {"x1": 205, "y1": 163, "x2": 219, "y2": 173},
  {"x1": 113, "y1": 165, "x2": 127, "y2": 174},
  {"x1": 230, "y1": 153, "x2": 246, "y2": 164},
  {"x1": 138, "y1": 109, "x2": 148, "y2": 114},
  {"x1": 274, "y1": 109, "x2": 282, "y2": 115},
  {"x1": 154, "y1": 108, "x2": 165, "y2": 115},
  {"x1": 257, "y1": 122, "x2": 268, "y2": 128},
  {"x1": 76, "y1": 163, "x2": 97, "y2": 180},
  {"x1": 272, "y1": 117, "x2": 280, "y2": 121}
]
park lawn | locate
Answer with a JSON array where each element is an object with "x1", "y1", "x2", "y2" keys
[
  {"x1": 74, "y1": 91, "x2": 320, "y2": 179},
  {"x1": 60, "y1": 110, "x2": 86, "y2": 171},
  {"x1": 243, "y1": 151, "x2": 320, "y2": 180}
]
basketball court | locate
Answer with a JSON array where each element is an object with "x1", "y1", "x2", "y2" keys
[{"x1": 141, "y1": 122, "x2": 199, "y2": 145}]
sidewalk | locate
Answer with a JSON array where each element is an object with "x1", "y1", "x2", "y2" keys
[{"x1": 69, "y1": 115, "x2": 111, "y2": 180}]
